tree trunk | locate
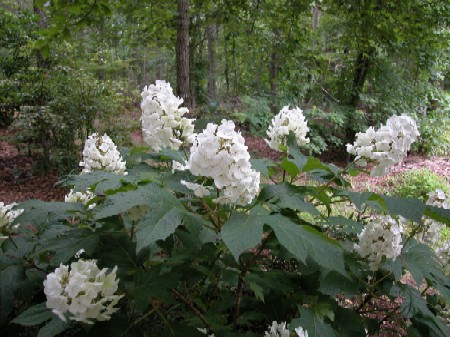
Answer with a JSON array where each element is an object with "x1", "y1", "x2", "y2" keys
[
  {"x1": 312, "y1": 3, "x2": 320, "y2": 31},
  {"x1": 207, "y1": 24, "x2": 217, "y2": 102},
  {"x1": 269, "y1": 30, "x2": 280, "y2": 115},
  {"x1": 33, "y1": 2, "x2": 48, "y2": 69},
  {"x1": 232, "y1": 38, "x2": 237, "y2": 95},
  {"x1": 224, "y1": 35, "x2": 230, "y2": 97},
  {"x1": 345, "y1": 49, "x2": 373, "y2": 142},
  {"x1": 269, "y1": 48, "x2": 279, "y2": 115},
  {"x1": 348, "y1": 50, "x2": 372, "y2": 109},
  {"x1": 176, "y1": 0, "x2": 191, "y2": 107},
  {"x1": 142, "y1": 48, "x2": 147, "y2": 86}
]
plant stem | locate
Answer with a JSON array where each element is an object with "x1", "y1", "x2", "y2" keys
[
  {"x1": 171, "y1": 288, "x2": 212, "y2": 332},
  {"x1": 121, "y1": 303, "x2": 158, "y2": 337},
  {"x1": 232, "y1": 235, "x2": 270, "y2": 331}
]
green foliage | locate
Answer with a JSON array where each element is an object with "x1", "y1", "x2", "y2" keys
[
  {"x1": 413, "y1": 91, "x2": 450, "y2": 156},
  {"x1": 232, "y1": 96, "x2": 273, "y2": 136},
  {"x1": 1, "y1": 127, "x2": 449, "y2": 337},
  {"x1": 388, "y1": 168, "x2": 449, "y2": 202},
  {"x1": 303, "y1": 106, "x2": 349, "y2": 156}
]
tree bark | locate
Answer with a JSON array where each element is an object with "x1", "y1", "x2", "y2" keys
[
  {"x1": 345, "y1": 49, "x2": 374, "y2": 142},
  {"x1": 348, "y1": 50, "x2": 372, "y2": 109},
  {"x1": 207, "y1": 24, "x2": 217, "y2": 102},
  {"x1": 269, "y1": 48, "x2": 279, "y2": 114},
  {"x1": 312, "y1": 3, "x2": 320, "y2": 31},
  {"x1": 224, "y1": 35, "x2": 230, "y2": 97},
  {"x1": 269, "y1": 30, "x2": 280, "y2": 115},
  {"x1": 176, "y1": 0, "x2": 191, "y2": 107},
  {"x1": 142, "y1": 48, "x2": 147, "y2": 86},
  {"x1": 33, "y1": 2, "x2": 48, "y2": 69}
]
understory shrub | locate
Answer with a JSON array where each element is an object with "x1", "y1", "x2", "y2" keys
[
  {"x1": 388, "y1": 168, "x2": 449, "y2": 202},
  {"x1": 1, "y1": 81, "x2": 449, "y2": 337},
  {"x1": 232, "y1": 95, "x2": 272, "y2": 136}
]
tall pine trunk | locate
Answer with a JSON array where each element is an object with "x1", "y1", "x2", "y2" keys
[{"x1": 176, "y1": 0, "x2": 191, "y2": 107}]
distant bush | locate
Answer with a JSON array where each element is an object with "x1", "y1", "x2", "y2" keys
[
  {"x1": 303, "y1": 106, "x2": 359, "y2": 156},
  {"x1": 231, "y1": 95, "x2": 272, "y2": 136},
  {"x1": 413, "y1": 92, "x2": 450, "y2": 156},
  {"x1": 388, "y1": 168, "x2": 449, "y2": 201}
]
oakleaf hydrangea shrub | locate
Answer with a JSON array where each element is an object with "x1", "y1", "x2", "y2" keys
[
  {"x1": 140, "y1": 80, "x2": 195, "y2": 152},
  {"x1": 80, "y1": 133, "x2": 127, "y2": 175},
  {"x1": 0, "y1": 201, "x2": 24, "y2": 242},
  {"x1": 347, "y1": 114, "x2": 420, "y2": 176},
  {"x1": 266, "y1": 106, "x2": 310, "y2": 151},
  {"x1": 354, "y1": 215, "x2": 403, "y2": 271},
  {"x1": 2, "y1": 81, "x2": 449, "y2": 337},
  {"x1": 65, "y1": 189, "x2": 96, "y2": 209},
  {"x1": 175, "y1": 119, "x2": 260, "y2": 206},
  {"x1": 43, "y1": 258, "x2": 122, "y2": 324}
]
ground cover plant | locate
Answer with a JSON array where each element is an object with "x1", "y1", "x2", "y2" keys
[{"x1": 1, "y1": 81, "x2": 449, "y2": 337}]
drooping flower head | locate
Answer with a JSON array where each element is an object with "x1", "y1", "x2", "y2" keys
[
  {"x1": 65, "y1": 189, "x2": 97, "y2": 210},
  {"x1": 435, "y1": 241, "x2": 450, "y2": 267},
  {"x1": 0, "y1": 201, "x2": 24, "y2": 242},
  {"x1": 265, "y1": 321, "x2": 290, "y2": 337},
  {"x1": 347, "y1": 114, "x2": 419, "y2": 176},
  {"x1": 43, "y1": 258, "x2": 123, "y2": 324},
  {"x1": 354, "y1": 215, "x2": 403, "y2": 271},
  {"x1": 266, "y1": 106, "x2": 309, "y2": 152},
  {"x1": 264, "y1": 321, "x2": 309, "y2": 337},
  {"x1": 141, "y1": 80, "x2": 195, "y2": 152},
  {"x1": 79, "y1": 133, "x2": 127, "y2": 175},
  {"x1": 421, "y1": 189, "x2": 449, "y2": 245},
  {"x1": 175, "y1": 119, "x2": 260, "y2": 206}
]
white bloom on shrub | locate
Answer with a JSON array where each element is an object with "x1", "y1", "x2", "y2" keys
[
  {"x1": 422, "y1": 189, "x2": 449, "y2": 245},
  {"x1": 0, "y1": 202, "x2": 24, "y2": 242},
  {"x1": 264, "y1": 321, "x2": 308, "y2": 337},
  {"x1": 65, "y1": 189, "x2": 96, "y2": 209},
  {"x1": 435, "y1": 241, "x2": 450, "y2": 267},
  {"x1": 347, "y1": 114, "x2": 419, "y2": 176},
  {"x1": 141, "y1": 80, "x2": 195, "y2": 152},
  {"x1": 264, "y1": 321, "x2": 290, "y2": 337},
  {"x1": 294, "y1": 326, "x2": 309, "y2": 337},
  {"x1": 79, "y1": 133, "x2": 127, "y2": 175},
  {"x1": 175, "y1": 120, "x2": 260, "y2": 206},
  {"x1": 266, "y1": 106, "x2": 309, "y2": 151},
  {"x1": 354, "y1": 215, "x2": 404, "y2": 271},
  {"x1": 43, "y1": 258, "x2": 123, "y2": 324},
  {"x1": 180, "y1": 180, "x2": 211, "y2": 198},
  {"x1": 197, "y1": 328, "x2": 215, "y2": 337},
  {"x1": 0, "y1": 202, "x2": 23, "y2": 229}
]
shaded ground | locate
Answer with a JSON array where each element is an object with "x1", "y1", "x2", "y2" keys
[
  {"x1": 0, "y1": 129, "x2": 68, "y2": 203},
  {"x1": 1, "y1": 128, "x2": 449, "y2": 204}
]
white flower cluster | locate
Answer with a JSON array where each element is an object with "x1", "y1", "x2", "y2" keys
[
  {"x1": 347, "y1": 115, "x2": 419, "y2": 176},
  {"x1": 422, "y1": 189, "x2": 449, "y2": 245},
  {"x1": 264, "y1": 321, "x2": 309, "y2": 337},
  {"x1": 141, "y1": 80, "x2": 195, "y2": 152},
  {"x1": 43, "y1": 259, "x2": 123, "y2": 324},
  {"x1": 65, "y1": 189, "x2": 96, "y2": 210},
  {"x1": 79, "y1": 133, "x2": 127, "y2": 175},
  {"x1": 435, "y1": 241, "x2": 450, "y2": 267},
  {"x1": 354, "y1": 215, "x2": 404, "y2": 271},
  {"x1": 266, "y1": 106, "x2": 309, "y2": 151},
  {"x1": 175, "y1": 120, "x2": 260, "y2": 206},
  {"x1": 0, "y1": 201, "x2": 24, "y2": 241},
  {"x1": 197, "y1": 328, "x2": 215, "y2": 337}
]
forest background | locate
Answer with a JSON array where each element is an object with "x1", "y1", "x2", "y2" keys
[{"x1": 1, "y1": 0, "x2": 449, "y2": 175}]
